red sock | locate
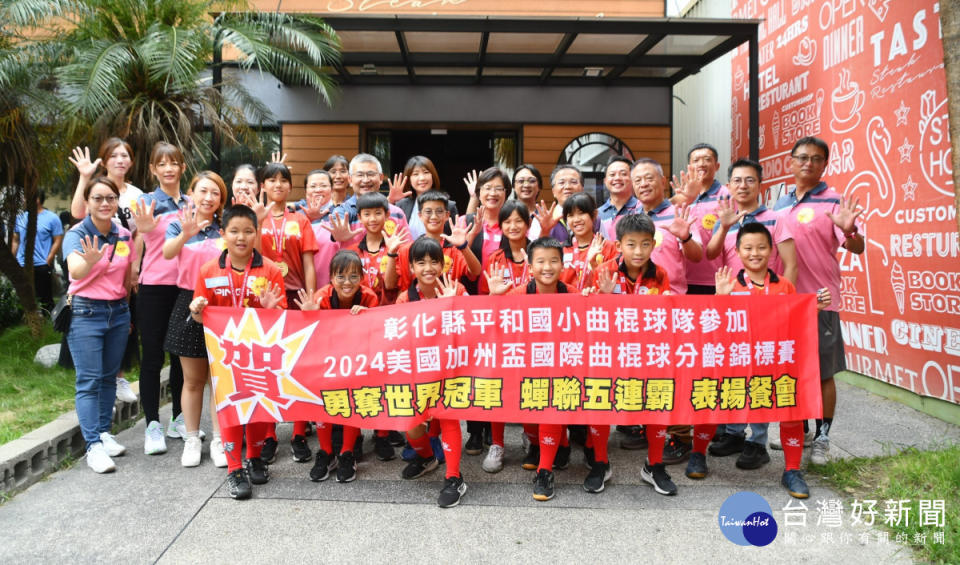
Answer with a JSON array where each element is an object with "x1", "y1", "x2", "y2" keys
[
  {"x1": 376, "y1": 429, "x2": 389, "y2": 438},
  {"x1": 589, "y1": 425, "x2": 610, "y2": 463},
  {"x1": 692, "y1": 424, "x2": 718, "y2": 455},
  {"x1": 408, "y1": 433, "x2": 432, "y2": 458},
  {"x1": 491, "y1": 422, "x2": 505, "y2": 447},
  {"x1": 315, "y1": 421, "x2": 333, "y2": 453},
  {"x1": 781, "y1": 420, "x2": 804, "y2": 471},
  {"x1": 245, "y1": 422, "x2": 267, "y2": 460},
  {"x1": 293, "y1": 421, "x2": 307, "y2": 437},
  {"x1": 265, "y1": 423, "x2": 277, "y2": 441},
  {"x1": 341, "y1": 426, "x2": 359, "y2": 454},
  {"x1": 560, "y1": 426, "x2": 569, "y2": 447},
  {"x1": 440, "y1": 419, "x2": 462, "y2": 478},
  {"x1": 646, "y1": 424, "x2": 667, "y2": 465},
  {"x1": 221, "y1": 425, "x2": 244, "y2": 472},
  {"x1": 538, "y1": 424, "x2": 562, "y2": 471},
  {"x1": 427, "y1": 421, "x2": 441, "y2": 437},
  {"x1": 522, "y1": 423, "x2": 538, "y2": 445},
  {"x1": 585, "y1": 430, "x2": 594, "y2": 449}
]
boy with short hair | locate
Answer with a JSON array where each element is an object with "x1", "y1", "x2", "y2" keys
[
  {"x1": 189, "y1": 205, "x2": 286, "y2": 500},
  {"x1": 702, "y1": 222, "x2": 830, "y2": 498}
]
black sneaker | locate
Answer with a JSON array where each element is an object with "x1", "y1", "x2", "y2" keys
[
  {"x1": 522, "y1": 444, "x2": 540, "y2": 470},
  {"x1": 583, "y1": 446, "x2": 596, "y2": 470},
  {"x1": 227, "y1": 468, "x2": 252, "y2": 500},
  {"x1": 641, "y1": 461, "x2": 677, "y2": 496},
  {"x1": 260, "y1": 437, "x2": 278, "y2": 464},
  {"x1": 336, "y1": 451, "x2": 357, "y2": 483},
  {"x1": 291, "y1": 434, "x2": 312, "y2": 462},
  {"x1": 736, "y1": 441, "x2": 771, "y2": 469},
  {"x1": 661, "y1": 438, "x2": 692, "y2": 465},
  {"x1": 619, "y1": 426, "x2": 648, "y2": 450},
  {"x1": 781, "y1": 469, "x2": 810, "y2": 499},
  {"x1": 387, "y1": 430, "x2": 406, "y2": 447},
  {"x1": 438, "y1": 475, "x2": 468, "y2": 508},
  {"x1": 402, "y1": 455, "x2": 439, "y2": 480},
  {"x1": 309, "y1": 449, "x2": 337, "y2": 482},
  {"x1": 532, "y1": 469, "x2": 555, "y2": 501},
  {"x1": 374, "y1": 435, "x2": 396, "y2": 461},
  {"x1": 464, "y1": 433, "x2": 483, "y2": 456},
  {"x1": 246, "y1": 457, "x2": 270, "y2": 485},
  {"x1": 553, "y1": 445, "x2": 571, "y2": 470},
  {"x1": 708, "y1": 433, "x2": 745, "y2": 457},
  {"x1": 583, "y1": 461, "x2": 611, "y2": 493},
  {"x1": 685, "y1": 451, "x2": 708, "y2": 479}
]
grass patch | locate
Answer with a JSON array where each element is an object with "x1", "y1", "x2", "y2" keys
[
  {"x1": 811, "y1": 443, "x2": 960, "y2": 563},
  {"x1": 0, "y1": 323, "x2": 137, "y2": 445}
]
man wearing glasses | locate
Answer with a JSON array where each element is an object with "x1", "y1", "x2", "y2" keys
[
  {"x1": 544, "y1": 165, "x2": 585, "y2": 242},
  {"x1": 773, "y1": 136, "x2": 864, "y2": 466},
  {"x1": 331, "y1": 153, "x2": 410, "y2": 247}
]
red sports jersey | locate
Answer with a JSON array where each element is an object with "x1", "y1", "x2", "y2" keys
[
  {"x1": 345, "y1": 236, "x2": 392, "y2": 304},
  {"x1": 314, "y1": 284, "x2": 380, "y2": 310},
  {"x1": 194, "y1": 249, "x2": 288, "y2": 309},
  {"x1": 560, "y1": 239, "x2": 619, "y2": 290},
  {"x1": 479, "y1": 247, "x2": 530, "y2": 295},
  {"x1": 259, "y1": 211, "x2": 319, "y2": 291},
  {"x1": 726, "y1": 269, "x2": 796, "y2": 296},
  {"x1": 394, "y1": 240, "x2": 471, "y2": 292},
  {"x1": 395, "y1": 280, "x2": 468, "y2": 303},
  {"x1": 592, "y1": 258, "x2": 671, "y2": 295}
]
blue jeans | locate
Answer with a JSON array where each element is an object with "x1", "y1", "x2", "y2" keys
[
  {"x1": 68, "y1": 297, "x2": 130, "y2": 449},
  {"x1": 726, "y1": 422, "x2": 769, "y2": 446}
]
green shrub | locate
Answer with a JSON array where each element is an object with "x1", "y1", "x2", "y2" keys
[{"x1": 0, "y1": 276, "x2": 23, "y2": 330}]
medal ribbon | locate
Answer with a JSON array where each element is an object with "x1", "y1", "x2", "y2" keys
[{"x1": 228, "y1": 256, "x2": 254, "y2": 308}]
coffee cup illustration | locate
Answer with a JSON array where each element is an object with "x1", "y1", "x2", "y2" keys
[{"x1": 830, "y1": 69, "x2": 865, "y2": 133}]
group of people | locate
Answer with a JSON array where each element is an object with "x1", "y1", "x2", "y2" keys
[{"x1": 58, "y1": 134, "x2": 862, "y2": 509}]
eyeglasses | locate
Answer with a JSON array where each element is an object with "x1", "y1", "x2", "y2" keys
[
  {"x1": 554, "y1": 179, "x2": 581, "y2": 188},
  {"x1": 90, "y1": 195, "x2": 118, "y2": 205},
  {"x1": 333, "y1": 274, "x2": 362, "y2": 283},
  {"x1": 352, "y1": 171, "x2": 380, "y2": 179},
  {"x1": 792, "y1": 154, "x2": 826, "y2": 165},
  {"x1": 729, "y1": 177, "x2": 759, "y2": 186},
  {"x1": 421, "y1": 208, "x2": 447, "y2": 217},
  {"x1": 515, "y1": 177, "x2": 538, "y2": 185},
  {"x1": 480, "y1": 184, "x2": 506, "y2": 193}
]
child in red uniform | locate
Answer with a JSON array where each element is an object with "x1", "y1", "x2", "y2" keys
[
  {"x1": 297, "y1": 250, "x2": 378, "y2": 482},
  {"x1": 393, "y1": 237, "x2": 470, "y2": 507},
  {"x1": 189, "y1": 205, "x2": 286, "y2": 500},
  {"x1": 257, "y1": 162, "x2": 319, "y2": 463},
  {"x1": 591, "y1": 214, "x2": 675, "y2": 495},
  {"x1": 694, "y1": 222, "x2": 829, "y2": 499},
  {"x1": 560, "y1": 192, "x2": 619, "y2": 293},
  {"x1": 384, "y1": 190, "x2": 481, "y2": 293},
  {"x1": 486, "y1": 237, "x2": 569, "y2": 500}
]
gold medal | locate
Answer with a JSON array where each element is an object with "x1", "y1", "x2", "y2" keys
[{"x1": 278, "y1": 261, "x2": 289, "y2": 277}]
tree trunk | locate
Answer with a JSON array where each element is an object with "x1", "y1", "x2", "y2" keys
[{"x1": 942, "y1": 2, "x2": 960, "y2": 235}]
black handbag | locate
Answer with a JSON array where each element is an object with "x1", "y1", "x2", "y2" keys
[{"x1": 52, "y1": 294, "x2": 72, "y2": 333}]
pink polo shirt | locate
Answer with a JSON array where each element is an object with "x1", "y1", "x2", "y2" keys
[
  {"x1": 684, "y1": 180, "x2": 730, "y2": 286},
  {"x1": 311, "y1": 220, "x2": 339, "y2": 288},
  {"x1": 715, "y1": 207, "x2": 792, "y2": 276},
  {"x1": 773, "y1": 182, "x2": 847, "y2": 312},
  {"x1": 165, "y1": 219, "x2": 224, "y2": 291},
  {"x1": 137, "y1": 189, "x2": 189, "y2": 286},
  {"x1": 63, "y1": 217, "x2": 133, "y2": 300}
]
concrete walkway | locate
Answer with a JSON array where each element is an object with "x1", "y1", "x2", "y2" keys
[{"x1": 1, "y1": 380, "x2": 956, "y2": 564}]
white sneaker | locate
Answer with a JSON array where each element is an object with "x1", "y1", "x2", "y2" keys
[
  {"x1": 770, "y1": 428, "x2": 815, "y2": 450},
  {"x1": 810, "y1": 438, "x2": 830, "y2": 465},
  {"x1": 115, "y1": 377, "x2": 138, "y2": 403},
  {"x1": 99, "y1": 432, "x2": 126, "y2": 457},
  {"x1": 144, "y1": 420, "x2": 168, "y2": 455},
  {"x1": 210, "y1": 437, "x2": 227, "y2": 468},
  {"x1": 86, "y1": 443, "x2": 116, "y2": 473},
  {"x1": 167, "y1": 414, "x2": 205, "y2": 440},
  {"x1": 482, "y1": 444, "x2": 504, "y2": 473},
  {"x1": 181, "y1": 436, "x2": 202, "y2": 467}
]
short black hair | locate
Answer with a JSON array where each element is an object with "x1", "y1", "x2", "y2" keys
[
  {"x1": 562, "y1": 192, "x2": 597, "y2": 220},
  {"x1": 526, "y1": 237, "x2": 564, "y2": 263},
  {"x1": 605, "y1": 156, "x2": 633, "y2": 174},
  {"x1": 513, "y1": 164, "x2": 543, "y2": 189},
  {"x1": 356, "y1": 192, "x2": 389, "y2": 213},
  {"x1": 727, "y1": 158, "x2": 763, "y2": 182},
  {"x1": 615, "y1": 213, "x2": 656, "y2": 241},
  {"x1": 477, "y1": 166, "x2": 512, "y2": 195},
  {"x1": 417, "y1": 190, "x2": 449, "y2": 209},
  {"x1": 409, "y1": 235, "x2": 444, "y2": 263},
  {"x1": 304, "y1": 169, "x2": 331, "y2": 188},
  {"x1": 329, "y1": 249, "x2": 362, "y2": 277},
  {"x1": 323, "y1": 154, "x2": 349, "y2": 171},
  {"x1": 736, "y1": 221, "x2": 773, "y2": 248},
  {"x1": 258, "y1": 162, "x2": 292, "y2": 185},
  {"x1": 498, "y1": 200, "x2": 531, "y2": 227},
  {"x1": 222, "y1": 204, "x2": 258, "y2": 230},
  {"x1": 687, "y1": 143, "x2": 719, "y2": 162},
  {"x1": 791, "y1": 136, "x2": 829, "y2": 161}
]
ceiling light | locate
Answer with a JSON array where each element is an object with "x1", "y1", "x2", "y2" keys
[
  {"x1": 583, "y1": 67, "x2": 603, "y2": 77},
  {"x1": 361, "y1": 63, "x2": 377, "y2": 75}
]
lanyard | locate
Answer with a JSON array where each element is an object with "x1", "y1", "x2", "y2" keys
[
  {"x1": 270, "y1": 214, "x2": 287, "y2": 256},
  {"x1": 227, "y1": 257, "x2": 253, "y2": 308},
  {"x1": 744, "y1": 276, "x2": 769, "y2": 294}
]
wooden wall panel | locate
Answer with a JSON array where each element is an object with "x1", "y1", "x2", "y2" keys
[
  {"x1": 281, "y1": 123, "x2": 360, "y2": 201},
  {"x1": 521, "y1": 124, "x2": 671, "y2": 203}
]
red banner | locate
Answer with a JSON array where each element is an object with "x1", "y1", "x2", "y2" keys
[{"x1": 202, "y1": 295, "x2": 821, "y2": 429}]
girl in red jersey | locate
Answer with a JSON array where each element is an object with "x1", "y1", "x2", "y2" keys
[
  {"x1": 297, "y1": 250, "x2": 378, "y2": 483},
  {"x1": 189, "y1": 205, "x2": 286, "y2": 500},
  {"x1": 559, "y1": 192, "x2": 619, "y2": 292}
]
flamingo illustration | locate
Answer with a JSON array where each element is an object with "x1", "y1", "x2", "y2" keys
[{"x1": 843, "y1": 115, "x2": 894, "y2": 315}]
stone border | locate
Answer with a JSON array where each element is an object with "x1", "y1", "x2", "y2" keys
[{"x1": 0, "y1": 368, "x2": 169, "y2": 496}]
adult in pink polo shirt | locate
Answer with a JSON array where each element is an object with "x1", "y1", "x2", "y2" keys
[{"x1": 773, "y1": 136, "x2": 864, "y2": 466}]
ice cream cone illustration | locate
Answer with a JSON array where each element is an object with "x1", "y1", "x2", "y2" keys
[{"x1": 890, "y1": 261, "x2": 905, "y2": 314}]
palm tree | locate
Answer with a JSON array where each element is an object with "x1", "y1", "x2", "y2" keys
[{"x1": 37, "y1": 0, "x2": 341, "y2": 187}]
